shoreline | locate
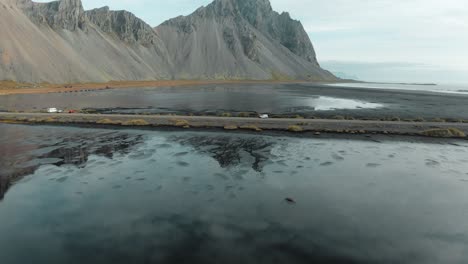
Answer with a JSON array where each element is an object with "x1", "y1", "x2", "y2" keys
[
  {"x1": 0, "y1": 112, "x2": 466, "y2": 139},
  {"x1": 0, "y1": 79, "x2": 332, "y2": 95}
]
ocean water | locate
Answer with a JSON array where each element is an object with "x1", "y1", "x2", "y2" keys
[
  {"x1": 1, "y1": 124, "x2": 468, "y2": 263},
  {"x1": 327, "y1": 82, "x2": 468, "y2": 95}
]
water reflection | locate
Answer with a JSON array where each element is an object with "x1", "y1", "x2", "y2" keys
[
  {"x1": 0, "y1": 124, "x2": 143, "y2": 199},
  {"x1": 173, "y1": 135, "x2": 274, "y2": 171},
  {"x1": 1, "y1": 124, "x2": 468, "y2": 264}
]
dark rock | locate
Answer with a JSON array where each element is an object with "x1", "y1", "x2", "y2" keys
[
  {"x1": 18, "y1": 0, "x2": 87, "y2": 31},
  {"x1": 85, "y1": 6, "x2": 162, "y2": 47}
]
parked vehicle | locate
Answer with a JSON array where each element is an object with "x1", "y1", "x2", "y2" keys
[
  {"x1": 259, "y1": 114, "x2": 269, "y2": 119},
  {"x1": 46, "y1": 108, "x2": 63, "y2": 113}
]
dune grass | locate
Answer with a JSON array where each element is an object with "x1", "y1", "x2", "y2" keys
[
  {"x1": 237, "y1": 112, "x2": 252, "y2": 118},
  {"x1": 288, "y1": 125, "x2": 303, "y2": 132},
  {"x1": 121, "y1": 119, "x2": 149, "y2": 126},
  {"x1": 224, "y1": 125, "x2": 238, "y2": 130},
  {"x1": 172, "y1": 119, "x2": 190, "y2": 128},
  {"x1": 239, "y1": 125, "x2": 262, "y2": 131},
  {"x1": 97, "y1": 118, "x2": 122, "y2": 125},
  {"x1": 421, "y1": 128, "x2": 466, "y2": 138}
]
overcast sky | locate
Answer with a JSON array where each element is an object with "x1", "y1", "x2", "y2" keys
[{"x1": 36, "y1": 0, "x2": 468, "y2": 83}]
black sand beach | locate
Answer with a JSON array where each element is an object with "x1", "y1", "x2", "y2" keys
[{"x1": 1, "y1": 83, "x2": 467, "y2": 121}]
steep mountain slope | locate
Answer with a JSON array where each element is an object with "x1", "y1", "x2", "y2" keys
[
  {"x1": 0, "y1": 0, "x2": 172, "y2": 83},
  {"x1": 155, "y1": 0, "x2": 336, "y2": 80},
  {"x1": 0, "y1": 0, "x2": 336, "y2": 83}
]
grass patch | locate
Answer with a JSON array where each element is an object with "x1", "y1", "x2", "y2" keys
[
  {"x1": 42, "y1": 117, "x2": 56, "y2": 123},
  {"x1": 237, "y1": 112, "x2": 252, "y2": 118},
  {"x1": 172, "y1": 119, "x2": 190, "y2": 128},
  {"x1": 431, "y1": 118, "x2": 446, "y2": 123},
  {"x1": 220, "y1": 112, "x2": 232, "y2": 117},
  {"x1": 121, "y1": 119, "x2": 149, "y2": 126},
  {"x1": 288, "y1": 125, "x2": 303, "y2": 132},
  {"x1": 239, "y1": 125, "x2": 262, "y2": 132},
  {"x1": 97, "y1": 118, "x2": 121, "y2": 125},
  {"x1": 224, "y1": 125, "x2": 238, "y2": 130},
  {"x1": 332, "y1": 115, "x2": 345, "y2": 120},
  {"x1": 421, "y1": 128, "x2": 466, "y2": 138}
]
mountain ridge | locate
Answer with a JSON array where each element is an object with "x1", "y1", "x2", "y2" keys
[{"x1": 0, "y1": 0, "x2": 337, "y2": 83}]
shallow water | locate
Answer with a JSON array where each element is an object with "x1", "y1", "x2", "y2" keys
[
  {"x1": 2, "y1": 83, "x2": 467, "y2": 120},
  {"x1": 1, "y1": 124, "x2": 468, "y2": 263},
  {"x1": 0, "y1": 84, "x2": 381, "y2": 114},
  {"x1": 328, "y1": 82, "x2": 468, "y2": 95}
]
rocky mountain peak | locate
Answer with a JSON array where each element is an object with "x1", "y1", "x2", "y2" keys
[
  {"x1": 85, "y1": 7, "x2": 159, "y2": 46},
  {"x1": 17, "y1": 0, "x2": 87, "y2": 31},
  {"x1": 186, "y1": 0, "x2": 318, "y2": 64}
]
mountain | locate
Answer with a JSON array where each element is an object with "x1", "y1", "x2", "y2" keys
[
  {"x1": 155, "y1": 0, "x2": 336, "y2": 80},
  {"x1": 0, "y1": 0, "x2": 337, "y2": 83},
  {"x1": 0, "y1": 0, "x2": 172, "y2": 83}
]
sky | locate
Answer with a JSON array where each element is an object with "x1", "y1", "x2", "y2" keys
[{"x1": 36, "y1": 0, "x2": 468, "y2": 83}]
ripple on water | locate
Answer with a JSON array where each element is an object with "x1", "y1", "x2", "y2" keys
[
  {"x1": 332, "y1": 154, "x2": 345, "y2": 161},
  {"x1": 56, "y1": 177, "x2": 68, "y2": 183},
  {"x1": 366, "y1": 163, "x2": 381, "y2": 168},
  {"x1": 128, "y1": 151, "x2": 154, "y2": 160},
  {"x1": 177, "y1": 161, "x2": 190, "y2": 167},
  {"x1": 233, "y1": 170, "x2": 248, "y2": 180},
  {"x1": 156, "y1": 143, "x2": 172, "y2": 148},
  {"x1": 174, "y1": 152, "x2": 189, "y2": 157},
  {"x1": 183, "y1": 177, "x2": 191, "y2": 182},
  {"x1": 276, "y1": 160, "x2": 287, "y2": 166},
  {"x1": 320, "y1": 161, "x2": 334, "y2": 166},
  {"x1": 214, "y1": 173, "x2": 229, "y2": 180},
  {"x1": 425, "y1": 159, "x2": 440, "y2": 167}
]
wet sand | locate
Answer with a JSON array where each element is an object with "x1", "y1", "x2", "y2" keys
[
  {"x1": 1, "y1": 83, "x2": 467, "y2": 121},
  {"x1": 0, "y1": 80, "x2": 313, "y2": 95},
  {"x1": 0, "y1": 112, "x2": 467, "y2": 138}
]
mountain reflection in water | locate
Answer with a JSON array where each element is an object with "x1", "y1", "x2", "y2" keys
[
  {"x1": 173, "y1": 135, "x2": 274, "y2": 171},
  {"x1": 1, "y1": 124, "x2": 468, "y2": 264},
  {"x1": 0, "y1": 124, "x2": 144, "y2": 199}
]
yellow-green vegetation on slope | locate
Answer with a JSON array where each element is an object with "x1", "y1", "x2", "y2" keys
[
  {"x1": 421, "y1": 128, "x2": 466, "y2": 138},
  {"x1": 271, "y1": 71, "x2": 294, "y2": 81}
]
